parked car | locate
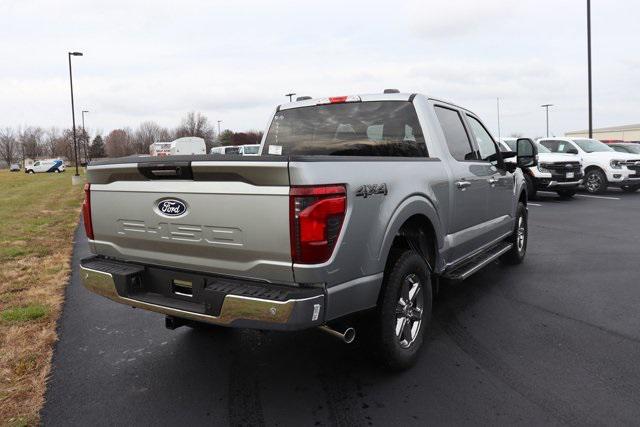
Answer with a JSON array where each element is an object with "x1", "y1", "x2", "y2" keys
[
  {"x1": 10, "y1": 163, "x2": 20, "y2": 172},
  {"x1": 498, "y1": 139, "x2": 582, "y2": 199},
  {"x1": 210, "y1": 145, "x2": 242, "y2": 155},
  {"x1": 79, "y1": 91, "x2": 537, "y2": 369},
  {"x1": 608, "y1": 142, "x2": 640, "y2": 155},
  {"x1": 538, "y1": 138, "x2": 640, "y2": 193},
  {"x1": 241, "y1": 144, "x2": 260, "y2": 156},
  {"x1": 25, "y1": 159, "x2": 65, "y2": 174}
]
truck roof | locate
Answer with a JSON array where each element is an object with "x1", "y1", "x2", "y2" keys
[{"x1": 277, "y1": 92, "x2": 475, "y2": 116}]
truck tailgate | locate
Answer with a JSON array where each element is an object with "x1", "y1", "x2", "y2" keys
[{"x1": 87, "y1": 159, "x2": 294, "y2": 284}]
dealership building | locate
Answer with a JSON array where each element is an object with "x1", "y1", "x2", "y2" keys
[{"x1": 565, "y1": 124, "x2": 640, "y2": 143}]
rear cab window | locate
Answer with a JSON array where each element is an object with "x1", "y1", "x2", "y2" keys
[{"x1": 263, "y1": 101, "x2": 428, "y2": 157}]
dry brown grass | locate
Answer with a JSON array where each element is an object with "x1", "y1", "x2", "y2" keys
[{"x1": 0, "y1": 170, "x2": 84, "y2": 426}]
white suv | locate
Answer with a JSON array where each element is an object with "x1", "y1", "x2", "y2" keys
[
  {"x1": 500, "y1": 138, "x2": 583, "y2": 199},
  {"x1": 538, "y1": 138, "x2": 640, "y2": 193}
]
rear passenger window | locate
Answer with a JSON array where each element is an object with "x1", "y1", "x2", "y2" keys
[{"x1": 434, "y1": 106, "x2": 477, "y2": 161}]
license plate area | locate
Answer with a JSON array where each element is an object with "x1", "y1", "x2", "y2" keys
[{"x1": 566, "y1": 172, "x2": 574, "y2": 179}]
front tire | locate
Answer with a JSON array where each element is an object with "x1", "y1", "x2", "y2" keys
[
  {"x1": 374, "y1": 250, "x2": 432, "y2": 370},
  {"x1": 556, "y1": 189, "x2": 576, "y2": 198},
  {"x1": 584, "y1": 169, "x2": 607, "y2": 194},
  {"x1": 54, "y1": 169, "x2": 60, "y2": 173},
  {"x1": 502, "y1": 202, "x2": 528, "y2": 265},
  {"x1": 621, "y1": 185, "x2": 640, "y2": 193}
]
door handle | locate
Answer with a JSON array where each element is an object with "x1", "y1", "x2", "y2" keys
[
  {"x1": 488, "y1": 177, "x2": 499, "y2": 186},
  {"x1": 456, "y1": 180, "x2": 471, "y2": 190}
]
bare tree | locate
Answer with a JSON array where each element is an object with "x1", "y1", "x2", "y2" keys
[
  {"x1": 174, "y1": 112, "x2": 215, "y2": 151},
  {"x1": 19, "y1": 127, "x2": 44, "y2": 160},
  {"x1": 54, "y1": 129, "x2": 75, "y2": 161},
  {"x1": 0, "y1": 127, "x2": 18, "y2": 166},
  {"x1": 105, "y1": 129, "x2": 134, "y2": 157},
  {"x1": 43, "y1": 128, "x2": 61, "y2": 158},
  {"x1": 133, "y1": 121, "x2": 171, "y2": 154}
]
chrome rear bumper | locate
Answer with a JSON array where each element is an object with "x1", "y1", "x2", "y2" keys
[{"x1": 80, "y1": 258, "x2": 324, "y2": 330}]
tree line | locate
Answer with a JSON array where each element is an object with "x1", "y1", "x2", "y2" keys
[{"x1": 0, "y1": 112, "x2": 263, "y2": 166}]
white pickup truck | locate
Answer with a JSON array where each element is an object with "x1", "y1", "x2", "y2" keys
[
  {"x1": 499, "y1": 138, "x2": 582, "y2": 199},
  {"x1": 538, "y1": 138, "x2": 640, "y2": 193}
]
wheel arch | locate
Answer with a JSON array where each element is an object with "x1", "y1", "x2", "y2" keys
[{"x1": 378, "y1": 196, "x2": 443, "y2": 272}]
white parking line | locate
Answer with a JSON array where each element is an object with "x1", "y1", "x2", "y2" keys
[
  {"x1": 575, "y1": 194, "x2": 620, "y2": 200},
  {"x1": 528, "y1": 203, "x2": 542, "y2": 206}
]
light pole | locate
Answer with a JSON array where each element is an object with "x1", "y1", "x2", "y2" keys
[
  {"x1": 285, "y1": 92, "x2": 296, "y2": 102},
  {"x1": 68, "y1": 51, "x2": 83, "y2": 180},
  {"x1": 587, "y1": 0, "x2": 593, "y2": 138},
  {"x1": 541, "y1": 104, "x2": 553, "y2": 137},
  {"x1": 217, "y1": 120, "x2": 222, "y2": 139},
  {"x1": 496, "y1": 97, "x2": 501, "y2": 142},
  {"x1": 82, "y1": 110, "x2": 89, "y2": 162}
]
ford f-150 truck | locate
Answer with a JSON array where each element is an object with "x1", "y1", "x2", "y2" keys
[
  {"x1": 80, "y1": 92, "x2": 537, "y2": 369},
  {"x1": 499, "y1": 138, "x2": 583, "y2": 199}
]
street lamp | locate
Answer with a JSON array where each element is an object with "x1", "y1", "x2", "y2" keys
[
  {"x1": 68, "y1": 51, "x2": 83, "y2": 181},
  {"x1": 285, "y1": 92, "x2": 296, "y2": 102},
  {"x1": 82, "y1": 110, "x2": 89, "y2": 162},
  {"x1": 217, "y1": 120, "x2": 222, "y2": 139},
  {"x1": 587, "y1": 0, "x2": 593, "y2": 138},
  {"x1": 541, "y1": 104, "x2": 553, "y2": 137}
]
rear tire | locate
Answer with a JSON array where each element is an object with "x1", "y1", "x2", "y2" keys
[
  {"x1": 501, "y1": 202, "x2": 527, "y2": 265},
  {"x1": 556, "y1": 190, "x2": 576, "y2": 198},
  {"x1": 584, "y1": 169, "x2": 607, "y2": 194},
  {"x1": 374, "y1": 250, "x2": 432, "y2": 370},
  {"x1": 524, "y1": 174, "x2": 537, "y2": 200},
  {"x1": 621, "y1": 185, "x2": 640, "y2": 193},
  {"x1": 27, "y1": 169, "x2": 34, "y2": 174}
]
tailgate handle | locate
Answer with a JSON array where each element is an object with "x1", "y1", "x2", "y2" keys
[{"x1": 138, "y1": 162, "x2": 193, "y2": 180}]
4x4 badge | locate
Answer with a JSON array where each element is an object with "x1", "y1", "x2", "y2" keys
[{"x1": 355, "y1": 183, "x2": 388, "y2": 198}]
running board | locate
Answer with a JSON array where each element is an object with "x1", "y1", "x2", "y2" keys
[{"x1": 442, "y1": 241, "x2": 513, "y2": 281}]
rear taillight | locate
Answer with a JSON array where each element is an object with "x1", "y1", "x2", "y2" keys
[
  {"x1": 82, "y1": 183, "x2": 94, "y2": 240},
  {"x1": 290, "y1": 185, "x2": 346, "y2": 264}
]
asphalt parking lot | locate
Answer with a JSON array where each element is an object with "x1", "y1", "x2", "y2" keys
[{"x1": 41, "y1": 189, "x2": 640, "y2": 426}]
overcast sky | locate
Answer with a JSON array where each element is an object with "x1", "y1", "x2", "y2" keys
[{"x1": 1, "y1": 0, "x2": 638, "y2": 138}]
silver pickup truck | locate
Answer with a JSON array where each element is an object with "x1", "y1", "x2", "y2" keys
[{"x1": 80, "y1": 91, "x2": 537, "y2": 369}]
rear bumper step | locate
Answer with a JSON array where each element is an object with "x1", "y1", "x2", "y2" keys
[{"x1": 80, "y1": 256, "x2": 324, "y2": 331}]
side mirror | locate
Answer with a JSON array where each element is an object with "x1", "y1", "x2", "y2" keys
[
  {"x1": 567, "y1": 147, "x2": 579, "y2": 155},
  {"x1": 516, "y1": 138, "x2": 538, "y2": 168}
]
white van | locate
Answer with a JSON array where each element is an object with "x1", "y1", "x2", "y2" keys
[
  {"x1": 150, "y1": 137, "x2": 206, "y2": 156},
  {"x1": 25, "y1": 159, "x2": 65, "y2": 174}
]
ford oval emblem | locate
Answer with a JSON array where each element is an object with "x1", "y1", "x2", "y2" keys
[{"x1": 157, "y1": 199, "x2": 187, "y2": 217}]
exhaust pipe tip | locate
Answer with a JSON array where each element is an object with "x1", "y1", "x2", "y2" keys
[
  {"x1": 343, "y1": 327, "x2": 356, "y2": 344},
  {"x1": 318, "y1": 325, "x2": 356, "y2": 344}
]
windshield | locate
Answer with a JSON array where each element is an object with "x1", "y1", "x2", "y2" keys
[
  {"x1": 243, "y1": 145, "x2": 259, "y2": 154},
  {"x1": 573, "y1": 138, "x2": 613, "y2": 153},
  {"x1": 613, "y1": 144, "x2": 640, "y2": 154},
  {"x1": 263, "y1": 101, "x2": 428, "y2": 157},
  {"x1": 536, "y1": 143, "x2": 551, "y2": 153}
]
